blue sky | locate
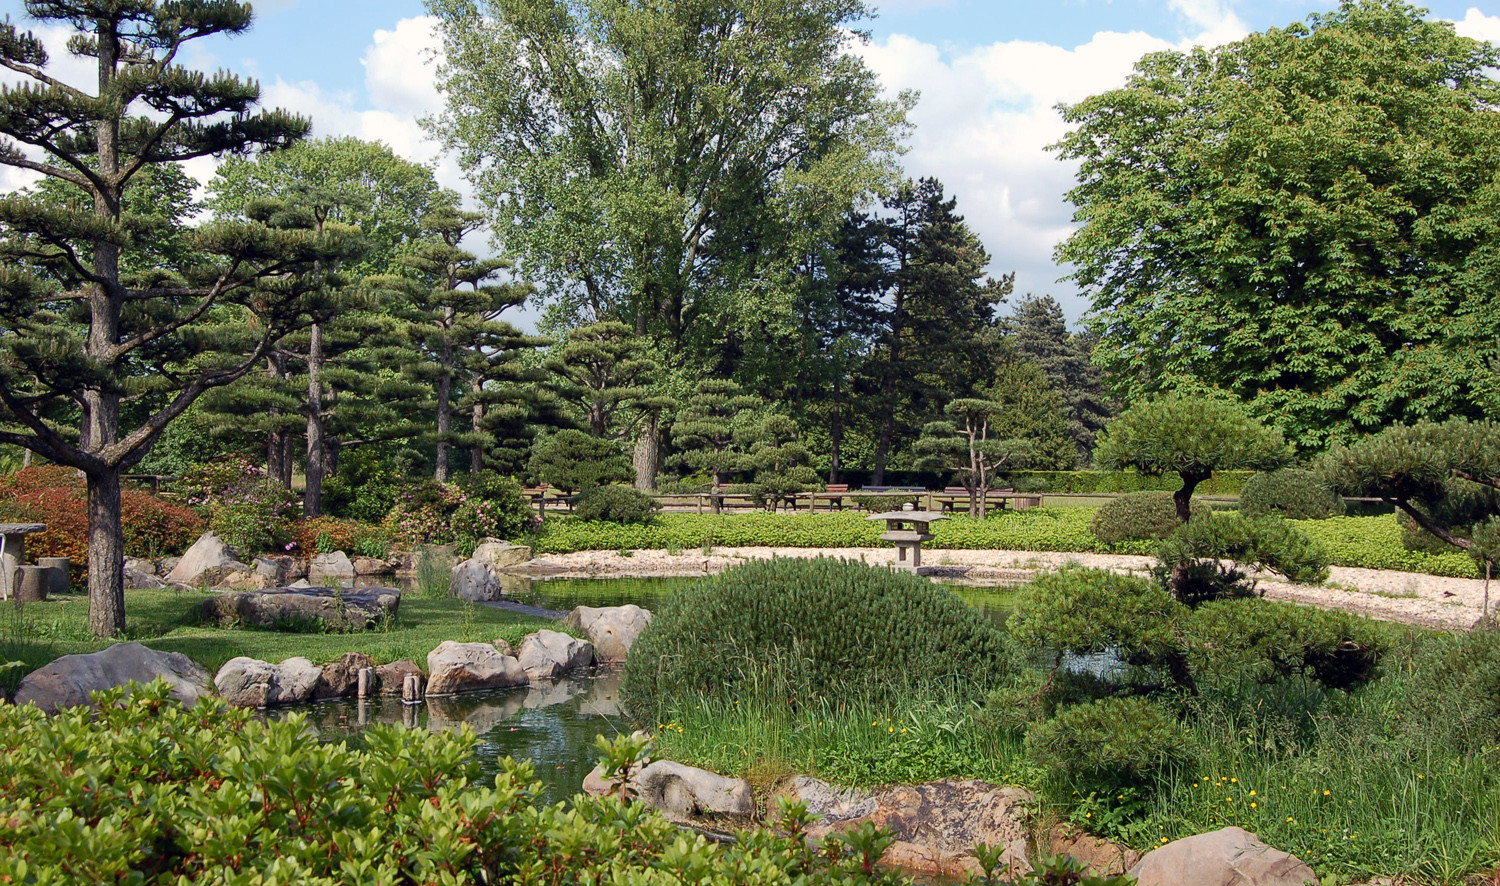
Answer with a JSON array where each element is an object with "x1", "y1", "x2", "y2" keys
[{"x1": 2, "y1": 0, "x2": 1498, "y2": 324}]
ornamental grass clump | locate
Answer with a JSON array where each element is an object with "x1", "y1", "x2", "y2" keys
[{"x1": 621, "y1": 558, "x2": 1012, "y2": 719}]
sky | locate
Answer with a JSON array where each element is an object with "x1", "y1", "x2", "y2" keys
[{"x1": 2, "y1": 0, "x2": 1499, "y2": 328}]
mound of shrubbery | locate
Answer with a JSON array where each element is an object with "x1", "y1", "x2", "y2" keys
[
  {"x1": 621, "y1": 558, "x2": 1012, "y2": 718},
  {"x1": 1239, "y1": 469, "x2": 1346, "y2": 520},
  {"x1": 573, "y1": 484, "x2": 660, "y2": 524},
  {"x1": 1090, "y1": 492, "x2": 1208, "y2": 544}
]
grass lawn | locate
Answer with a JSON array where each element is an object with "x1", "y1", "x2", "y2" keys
[{"x1": 1, "y1": 588, "x2": 562, "y2": 676}]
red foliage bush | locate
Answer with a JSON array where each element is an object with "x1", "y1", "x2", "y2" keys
[{"x1": 0, "y1": 467, "x2": 203, "y2": 579}]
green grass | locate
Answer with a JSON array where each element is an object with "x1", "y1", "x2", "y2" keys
[{"x1": 0, "y1": 588, "x2": 562, "y2": 676}]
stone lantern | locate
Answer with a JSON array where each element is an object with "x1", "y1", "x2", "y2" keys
[{"x1": 866, "y1": 505, "x2": 947, "y2": 573}]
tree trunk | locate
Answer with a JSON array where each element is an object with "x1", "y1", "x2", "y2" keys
[
  {"x1": 1174, "y1": 472, "x2": 1207, "y2": 524},
  {"x1": 633, "y1": 413, "x2": 660, "y2": 491},
  {"x1": 304, "y1": 322, "x2": 326, "y2": 518},
  {"x1": 873, "y1": 414, "x2": 894, "y2": 487},
  {"x1": 435, "y1": 371, "x2": 452, "y2": 482},
  {"x1": 86, "y1": 467, "x2": 125, "y2": 637},
  {"x1": 829, "y1": 401, "x2": 843, "y2": 484},
  {"x1": 470, "y1": 401, "x2": 485, "y2": 475}
]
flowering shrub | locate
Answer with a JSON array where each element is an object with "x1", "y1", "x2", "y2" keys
[
  {"x1": 383, "y1": 475, "x2": 532, "y2": 554},
  {"x1": 295, "y1": 517, "x2": 392, "y2": 558},
  {"x1": 177, "y1": 456, "x2": 264, "y2": 511},
  {"x1": 179, "y1": 458, "x2": 298, "y2": 554},
  {"x1": 0, "y1": 467, "x2": 202, "y2": 579}
]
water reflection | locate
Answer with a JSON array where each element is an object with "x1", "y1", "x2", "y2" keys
[{"x1": 274, "y1": 671, "x2": 627, "y2": 805}]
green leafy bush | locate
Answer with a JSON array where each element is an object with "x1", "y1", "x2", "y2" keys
[
  {"x1": 622, "y1": 558, "x2": 1012, "y2": 718},
  {"x1": 1091, "y1": 492, "x2": 1208, "y2": 544},
  {"x1": 1025, "y1": 696, "x2": 1188, "y2": 788},
  {"x1": 1010, "y1": 567, "x2": 1186, "y2": 668},
  {"x1": 1403, "y1": 628, "x2": 1500, "y2": 754},
  {"x1": 452, "y1": 472, "x2": 534, "y2": 544},
  {"x1": 0, "y1": 682, "x2": 915, "y2": 885},
  {"x1": 528, "y1": 429, "x2": 631, "y2": 493},
  {"x1": 1184, "y1": 598, "x2": 1382, "y2": 690},
  {"x1": 1239, "y1": 469, "x2": 1346, "y2": 520},
  {"x1": 573, "y1": 484, "x2": 660, "y2": 524},
  {"x1": 208, "y1": 480, "x2": 300, "y2": 555},
  {"x1": 322, "y1": 450, "x2": 405, "y2": 523}
]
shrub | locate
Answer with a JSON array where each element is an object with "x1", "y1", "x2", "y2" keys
[
  {"x1": 322, "y1": 452, "x2": 405, "y2": 523},
  {"x1": 1184, "y1": 598, "x2": 1382, "y2": 690},
  {"x1": 295, "y1": 517, "x2": 392, "y2": 557},
  {"x1": 1155, "y1": 512, "x2": 1330, "y2": 606},
  {"x1": 1398, "y1": 478, "x2": 1500, "y2": 553},
  {"x1": 452, "y1": 473, "x2": 533, "y2": 544},
  {"x1": 1091, "y1": 492, "x2": 1207, "y2": 544},
  {"x1": 574, "y1": 484, "x2": 660, "y2": 524},
  {"x1": 207, "y1": 480, "x2": 299, "y2": 555},
  {"x1": 528, "y1": 430, "x2": 632, "y2": 494},
  {"x1": 1010, "y1": 567, "x2": 1186, "y2": 669},
  {"x1": 1024, "y1": 696, "x2": 1188, "y2": 788},
  {"x1": 1404, "y1": 629, "x2": 1500, "y2": 754},
  {"x1": 1239, "y1": 469, "x2": 1346, "y2": 520},
  {"x1": 621, "y1": 558, "x2": 1012, "y2": 718},
  {"x1": 1006, "y1": 470, "x2": 1255, "y2": 495},
  {"x1": 0, "y1": 682, "x2": 912, "y2": 885}
]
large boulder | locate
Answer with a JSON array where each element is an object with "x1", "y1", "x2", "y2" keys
[
  {"x1": 215, "y1": 656, "x2": 323, "y2": 707},
  {"x1": 806, "y1": 780, "x2": 1031, "y2": 881},
  {"x1": 1129, "y1": 827, "x2": 1316, "y2": 886},
  {"x1": 216, "y1": 569, "x2": 274, "y2": 591},
  {"x1": 254, "y1": 556, "x2": 291, "y2": 585},
  {"x1": 167, "y1": 532, "x2": 248, "y2": 586},
  {"x1": 14, "y1": 642, "x2": 211, "y2": 713},
  {"x1": 125, "y1": 566, "x2": 166, "y2": 589},
  {"x1": 199, "y1": 587, "x2": 401, "y2": 631},
  {"x1": 352, "y1": 557, "x2": 395, "y2": 576},
  {"x1": 1048, "y1": 825, "x2": 1142, "y2": 878},
  {"x1": 124, "y1": 557, "x2": 158, "y2": 576},
  {"x1": 450, "y1": 559, "x2": 499, "y2": 601},
  {"x1": 309, "y1": 551, "x2": 356, "y2": 583},
  {"x1": 374, "y1": 659, "x2": 425, "y2": 696},
  {"x1": 314, "y1": 652, "x2": 376, "y2": 700},
  {"x1": 583, "y1": 759, "x2": 753, "y2": 821},
  {"x1": 471, "y1": 539, "x2": 532, "y2": 570},
  {"x1": 563, "y1": 604, "x2": 652, "y2": 663},
  {"x1": 425, "y1": 641, "x2": 527, "y2": 696},
  {"x1": 517, "y1": 629, "x2": 595, "y2": 680}
]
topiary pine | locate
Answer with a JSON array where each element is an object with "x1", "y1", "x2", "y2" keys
[
  {"x1": 1095, "y1": 394, "x2": 1290, "y2": 523},
  {"x1": 0, "y1": 3, "x2": 350, "y2": 637}
]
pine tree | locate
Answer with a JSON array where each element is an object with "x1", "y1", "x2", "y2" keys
[
  {"x1": 1004, "y1": 295, "x2": 1112, "y2": 462},
  {"x1": 545, "y1": 321, "x2": 671, "y2": 444},
  {"x1": 912, "y1": 397, "x2": 1032, "y2": 518},
  {"x1": 671, "y1": 379, "x2": 763, "y2": 512},
  {"x1": 0, "y1": 2, "x2": 334, "y2": 636}
]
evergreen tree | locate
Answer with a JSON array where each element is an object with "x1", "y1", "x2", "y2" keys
[
  {"x1": 913, "y1": 397, "x2": 1032, "y2": 518},
  {"x1": 0, "y1": 2, "x2": 332, "y2": 636},
  {"x1": 990, "y1": 356, "x2": 1076, "y2": 470},
  {"x1": 1004, "y1": 295, "x2": 1112, "y2": 461},
  {"x1": 671, "y1": 379, "x2": 763, "y2": 512},
  {"x1": 744, "y1": 414, "x2": 819, "y2": 511},
  {"x1": 544, "y1": 320, "x2": 670, "y2": 445},
  {"x1": 527, "y1": 429, "x2": 631, "y2": 495}
]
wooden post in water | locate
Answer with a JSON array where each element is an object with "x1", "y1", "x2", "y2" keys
[{"x1": 357, "y1": 667, "x2": 373, "y2": 699}]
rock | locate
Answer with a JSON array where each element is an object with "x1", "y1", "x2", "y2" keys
[
  {"x1": 1048, "y1": 825, "x2": 1141, "y2": 878},
  {"x1": 215, "y1": 656, "x2": 323, "y2": 707},
  {"x1": 374, "y1": 659, "x2": 425, "y2": 696},
  {"x1": 199, "y1": 587, "x2": 401, "y2": 631},
  {"x1": 807, "y1": 780, "x2": 1031, "y2": 881},
  {"x1": 254, "y1": 556, "x2": 290, "y2": 584},
  {"x1": 125, "y1": 566, "x2": 166, "y2": 589},
  {"x1": 517, "y1": 629, "x2": 595, "y2": 680},
  {"x1": 493, "y1": 638, "x2": 513, "y2": 657},
  {"x1": 471, "y1": 539, "x2": 532, "y2": 570},
  {"x1": 353, "y1": 556, "x2": 395, "y2": 575},
  {"x1": 1129, "y1": 827, "x2": 1316, "y2": 886},
  {"x1": 634, "y1": 761, "x2": 754, "y2": 820},
  {"x1": 14, "y1": 642, "x2": 212, "y2": 713},
  {"x1": 425, "y1": 641, "x2": 527, "y2": 696},
  {"x1": 314, "y1": 652, "x2": 375, "y2": 700},
  {"x1": 309, "y1": 551, "x2": 355, "y2": 582},
  {"x1": 786, "y1": 776, "x2": 877, "y2": 822},
  {"x1": 216, "y1": 569, "x2": 274, "y2": 591},
  {"x1": 286, "y1": 558, "x2": 309, "y2": 580},
  {"x1": 288, "y1": 578, "x2": 313, "y2": 588},
  {"x1": 449, "y1": 559, "x2": 499, "y2": 601},
  {"x1": 563, "y1": 605, "x2": 652, "y2": 663},
  {"x1": 167, "y1": 532, "x2": 248, "y2": 586},
  {"x1": 157, "y1": 556, "x2": 180, "y2": 576},
  {"x1": 125, "y1": 556, "x2": 158, "y2": 576}
]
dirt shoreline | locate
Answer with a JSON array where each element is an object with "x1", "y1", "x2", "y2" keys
[{"x1": 516, "y1": 547, "x2": 1493, "y2": 631}]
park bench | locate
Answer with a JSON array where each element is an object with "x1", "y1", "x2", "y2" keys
[
  {"x1": 817, "y1": 483, "x2": 850, "y2": 511},
  {"x1": 936, "y1": 487, "x2": 1017, "y2": 515},
  {"x1": 523, "y1": 483, "x2": 550, "y2": 512}
]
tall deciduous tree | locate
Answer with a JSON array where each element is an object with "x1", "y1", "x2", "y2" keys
[
  {"x1": 426, "y1": 0, "x2": 910, "y2": 487},
  {"x1": 1055, "y1": 0, "x2": 1500, "y2": 448},
  {"x1": 0, "y1": 2, "x2": 331, "y2": 636}
]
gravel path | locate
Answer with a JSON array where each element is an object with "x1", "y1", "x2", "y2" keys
[{"x1": 520, "y1": 547, "x2": 1494, "y2": 631}]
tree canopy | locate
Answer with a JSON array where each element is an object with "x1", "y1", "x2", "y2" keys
[{"x1": 1055, "y1": 0, "x2": 1500, "y2": 448}]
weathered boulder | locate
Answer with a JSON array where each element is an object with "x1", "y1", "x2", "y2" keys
[
  {"x1": 199, "y1": 587, "x2": 401, "y2": 631},
  {"x1": 215, "y1": 656, "x2": 322, "y2": 707},
  {"x1": 589, "y1": 760, "x2": 753, "y2": 821},
  {"x1": 288, "y1": 578, "x2": 313, "y2": 588},
  {"x1": 425, "y1": 641, "x2": 527, "y2": 696},
  {"x1": 517, "y1": 629, "x2": 595, "y2": 680},
  {"x1": 493, "y1": 638, "x2": 514, "y2": 657},
  {"x1": 314, "y1": 652, "x2": 376, "y2": 700},
  {"x1": 167, "y1": 532, "x2": 248, "y2": 586},
  {"x1": 125, "y1": 557, "x2": 158, "y2": 576},
  {"x1": 1048, "y1": 825, "x2": 1141, "y2": 878},
  {"x1": 449, "y1": 559, "x2": 498, "y2": 601},
  {"x1": 158, "y1": 556, "x2": 180, "y2": 576},
  {"x1": 125, "y1": 566, "x2": 166, "y2": 589},
  {"x1": 471, "y1": 539, "x2": 532, "y2": 570},
  {"x1": 1129, "y1": 827, "x2": 1316, "y2": 886},
  {"x1": 353, "y1": 556, "x2": 395, "y2": 575},
  {"x1": 309, "y1": 551, "x2": 355, "y2": 582},
  {"x1": 563, "y1": 604, "x2": 652, "y2": 663},
  {"x1": 14, "y1": 642, "x2": 212, "y2": 713},
  {"x1": 374, "y1": 659, "x2": 425, "y2": 696},
  {"x1": 254, "y1": 556, "x2": 291, "y2": 584},
  {"x1": 216, "y1": 569, "x2": 274, "y2": 591},
  {"x1": 806, "y1": 780, "x2": 1031, "y2": 881},
  {"x1": 784, "y1": 776, "x2": 876, "y2": 822}
]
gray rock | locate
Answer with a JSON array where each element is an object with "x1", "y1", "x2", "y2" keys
[
  {"x1": 167, "y1": 532, "x2": 248, "y2": 586},
  {"x1": 471, "y1": 539, "x2": 532, "y2": 570},
  {"x1": 374, "y1": 659, "x2": 425, "y2": 696},
  {"x1": 633, "y1": 761, "x2": 755, "y2": 820},
  {"x1": 314, "y1": 652, "x2": 375, "y2": 700},
  {"x1": 789, "y1": 776, "x2": 877, "y2": 821},
  {"x1": 425, "y1": 641, "x2": 527, "y2": 696},
  {"x1": 517, "y1": 629, "x2": 595, "y2": 680},
  {"x1": 288, "y1": 578, "x2": 313, "y2": 588},
  {"x1": 449, "y1": 559, "x2": 499, "y2": 601},
  {"x1": 352, "y1": 556, "x2": 395, "y2": 575},
  {"x1": 309, "y1": 551, "x2": 355, "y2": 582},
  {"x1": 125, "y1": 566, "x2": 166, "y2": 589},
  {"x1": 125, "y1": 556, "x2": 157, "y2": 576},
  {"x1": 14, "y1": 642, "x2": 212, "y2": 713},
  {"x1": 199, "y1": 587, "x2": 400, "y2": 631},
  {"x1": 216, "y1": 569, "x2": 273, "y2": 591},
  {"x1": 215, "y1": 656, "x2": 322, "y2": 707},
  {"x1": 157, "y1": 556, "x2": 180, "y2": 576},
  {"x1": 563, "y1": 604, "x2": 653, "y2": 663},
  {"x1": 1129, "y1": 827, "x2": 1317, "y2": 886},
  {"x1": 254, "y1": 556, "x2": 290, "y2": 584}
]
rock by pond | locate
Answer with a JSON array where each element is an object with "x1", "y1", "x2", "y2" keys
[
  {"x1": 517, "y1": 629, "x2": 595, "y2": 680},
  {"x1": 14, "y1": 642, "x2": 212, "y2": 713},
  {"x1": 199, "y1": 587, "x2": 401, "y2": 631},
  {"x1": 1128, "y1": 827, "x2": 1316, "y2": 886},
  {"x1": 583, "y1": 758, "x2": 755, "y2": 822},
  {"x1": 309, "y1": 551, "x2": 356, "y2": 582},
  {"x1": 426, "y1": 641, "x2": 527, "y2": 696},
  {"x1": 216, "y1": 656, "x2": 323, "y2": 707},
  {"x1": 563, "y1": 604, "x2": 652, "y2": 663},
  {"x1": 167, "y1": 532, "x2": 248, "y2": 586}
]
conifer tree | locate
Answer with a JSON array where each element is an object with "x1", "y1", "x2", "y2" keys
[
  {"x1": 545, "y1": 321, "x2": 670, "y2": 444},
  {"x1": 0, "y1": 2, "x2": 334, "y2": 636},
  {"x1": 671, "y1": 379, "x2": 762, "y2": 512},
  {"x1": 1004, "y1": 294, "x2": 1111, "y2": 461},
  {"x1": 913, "y1": 398, "x2": 1032, "y2": 518}
]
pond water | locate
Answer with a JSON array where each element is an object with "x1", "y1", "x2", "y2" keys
[{"x1": 278, "y1": 576, "x2": 1026, "y2": 806}]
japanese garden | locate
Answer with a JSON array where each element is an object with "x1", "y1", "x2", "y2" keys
[{"x1": 3, "y1": 0, "x2": 1500, "y2": 883}]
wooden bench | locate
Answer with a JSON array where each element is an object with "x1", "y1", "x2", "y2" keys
[
  {"x1": 936, "y1": 487, "x2": 1017, "y2": 515},
  {"x1": 818, "y1": 483, "x2": 850, "y2": 511},
  {"x1": 524, "y1": 483, "x2": 550, "y2": 512}
]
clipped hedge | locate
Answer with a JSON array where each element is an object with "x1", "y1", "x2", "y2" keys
[
  {"x1": 1006, "y1": 470, "x2": 1254, "y2": 495},
  {"x1": 621, "y1": 558, "x2": 1012, "y2": 718},
  {"x1": 1239, "y1": 469, "x2": 1346, "y2": 520},
  {"x1": 573, "y1": 484, "x2": 660, "y2": 524},
  {"x1": 1294, "y1": 516, "x2": 1479, "y2": 578}
]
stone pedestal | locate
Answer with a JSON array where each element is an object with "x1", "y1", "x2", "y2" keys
[{"x1": 0, "y1": 523, "x2": 46, "y2": 600}]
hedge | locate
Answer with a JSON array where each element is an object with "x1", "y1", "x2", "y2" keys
[
  {"x1": 1006, "y1": 470, "x2": 1254, "y2": 496},
  {"x1": 533, "y1": 511, "x2": 1481, "y2": 578}
]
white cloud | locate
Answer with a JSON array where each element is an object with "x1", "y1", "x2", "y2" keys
[
  {"x1": 363, "y1": 15, "x2": 444, "y2": 118},
  {"x1": 1453, "y1": 8, "x2": 1500, "y2": 43}
]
